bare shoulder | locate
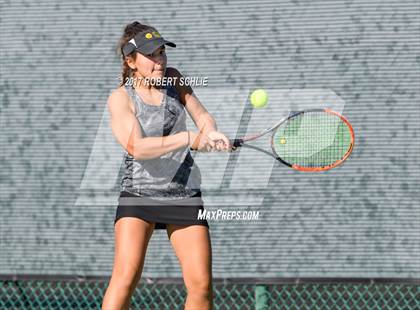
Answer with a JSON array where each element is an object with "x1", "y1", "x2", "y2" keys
[
  {"x1": 108, "y1": 86, "x2": 129, "y2": 103},
  {"x1": 107, "y1": 86, "x2": 135, "y2": 114},
  {"x1": 165, "y1": 66, "x2": 182, "y2": 78},
  {"x1": 165, "y1": 67, "x2": 193, "y2": 106}
]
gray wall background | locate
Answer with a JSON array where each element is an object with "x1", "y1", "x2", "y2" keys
[{"x1": 1, "y1": 0, "x2": 419, "y2": 278}]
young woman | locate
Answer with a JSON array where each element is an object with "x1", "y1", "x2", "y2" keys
[{"x1": 102, "y1": 22, "x2": 231, "y2": 310}]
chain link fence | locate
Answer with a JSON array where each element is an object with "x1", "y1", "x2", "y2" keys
[{"x1": 0, "y1": 277, "x2": 418, "y2": 309}]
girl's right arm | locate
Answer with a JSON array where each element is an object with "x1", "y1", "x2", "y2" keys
[{"x1": 108, "y1": 89, "x2": 208, "y2": 160}]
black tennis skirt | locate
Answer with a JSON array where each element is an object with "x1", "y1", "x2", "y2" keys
[{"x1": 114, "y1": 191, "x2": 209, "y2": 230}]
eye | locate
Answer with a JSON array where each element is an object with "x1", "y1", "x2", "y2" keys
[{"x1": 146, "y1": 49, "x2": 165, "y2": 57}]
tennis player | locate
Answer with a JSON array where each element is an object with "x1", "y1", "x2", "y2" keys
[{"x1": 102, "y1": 22, "x2": 230, "y2": 310}]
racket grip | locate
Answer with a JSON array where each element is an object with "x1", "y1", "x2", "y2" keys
[{"x1": 231, "y1": 139, "x2": 244, "y2": 148}]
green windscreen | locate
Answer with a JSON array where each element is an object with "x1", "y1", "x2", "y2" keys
[{"x1": 273, "y1": 112, "x2": 353, "y2": 168}]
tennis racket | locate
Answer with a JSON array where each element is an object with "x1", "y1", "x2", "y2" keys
[{"x1": 221, "y1": 108, "x2": 354, "y2": 172}]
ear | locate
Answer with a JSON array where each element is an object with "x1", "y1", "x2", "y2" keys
[{"x1": 125, "y1": 56, "x2": 137, "y2": 70}]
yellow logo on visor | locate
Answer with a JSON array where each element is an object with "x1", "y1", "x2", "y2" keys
[
  {"x1": 145, "y1": 32, "x2": 161, "y2": 39},
  {"x1": 152, "y1": 31, "x2": 161, "y2": 38}
]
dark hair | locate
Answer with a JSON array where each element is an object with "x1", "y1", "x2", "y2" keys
[{"x1": 117, "y1": 21, "x2": 154, "y2": 86}]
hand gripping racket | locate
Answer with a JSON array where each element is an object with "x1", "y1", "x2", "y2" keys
[{"x1": 228, "y1": 108, "x2": 354, "y2": 172}]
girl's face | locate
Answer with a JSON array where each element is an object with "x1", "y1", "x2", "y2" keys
[{"x1": 128, "y1": 46, "x2": 167, "y2": 81}]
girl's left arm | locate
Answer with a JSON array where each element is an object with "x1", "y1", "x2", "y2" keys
[{"x1": 168, "y1": 67, "x2": 231, "y2": 148}]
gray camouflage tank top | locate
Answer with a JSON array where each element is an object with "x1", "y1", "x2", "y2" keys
[{"x1": 120, "y1": 83, "x2": 202, "y2": 200}]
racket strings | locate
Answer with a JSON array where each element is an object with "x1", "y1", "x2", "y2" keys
[{"x1": 273, "y1": 112, "x2": 352, "y2": 168}]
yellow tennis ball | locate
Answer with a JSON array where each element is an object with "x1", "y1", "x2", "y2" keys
[
  {"x1": 250, "y1": 89, "x2": 268, "y2": 108},
  {"x1": 280, "y1": 138, "x2": 286, "y2": 144}
]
